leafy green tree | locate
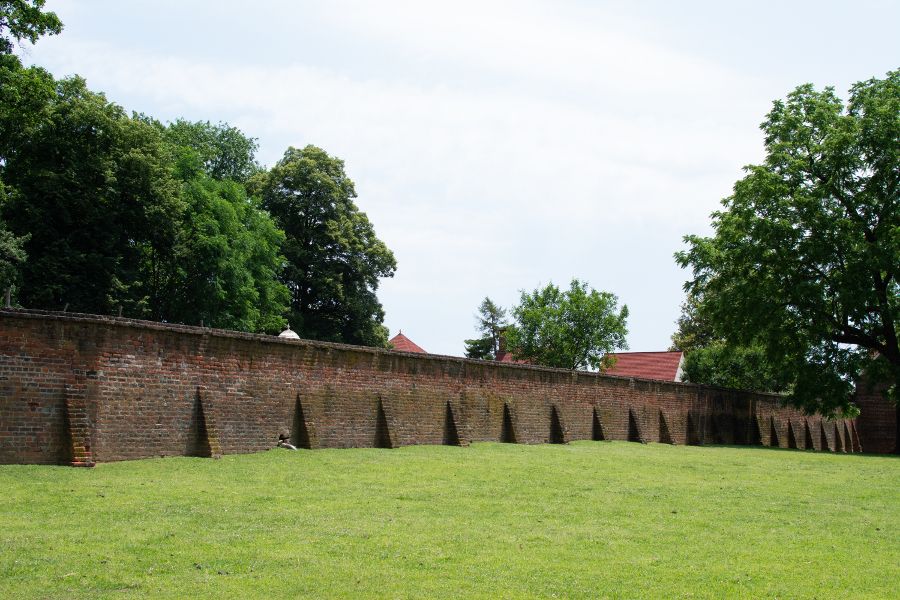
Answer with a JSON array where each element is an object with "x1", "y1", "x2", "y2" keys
[
  {"x1": 0, "y1": 186, "x2": 28, "y2": 295},
  {"x1": 0, "y1": 53, "x2": 47, "y2": 300},
  {"x1": 464, "y1": 297, "x2": 508, "y2": 360},
  {"x1": 165, "y1": 120, "x2": 260, "y2": 182},
  {"x1": 670, "y1": 291, "x2": 789, "y2": 392},
  {"x1": 1, "y1": 73, "x2": 183, "y2": 316},
  {"x1": 506, "y1": 278, "x2": 628, "y2": 370},
  {"x1": 676, "y1": 70, "x2": 899, "y2": 417},
  {"x1": 680, "y1": 342, "x2": 790, "y2": 392},
  {"x1": 155, "y1": 151, "x2": 289, "y2": 332},
  {"x1": 0, "y1": 224, "x2": 27, "y2": 293},
  {"x1": 669, "y1": 291, "x2": 715, "y2": 353},
  {"x1": 1, "y1": 55, "x2": 289, "y2": 331},
  {"x1": 0, "y1": 0, "x2": 62, "y2": 54},
  {"x1": 0, "y1": 53, "x2": 55, "y2": 155},
  {"x1": 253, "y1": 145, "x2": 396, "y2": 346}
]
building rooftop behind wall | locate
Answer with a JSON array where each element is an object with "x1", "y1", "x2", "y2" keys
[
  {"x1": 604, "y1": 351, "x2": 684, "y2": 382},
  {"x1": 389, "y1": 331, "x2": 427, "y2": 354}
]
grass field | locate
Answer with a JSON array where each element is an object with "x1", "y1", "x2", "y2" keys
[{"x1": 1, "y1": 442, "x2": 897, "y2": 599}]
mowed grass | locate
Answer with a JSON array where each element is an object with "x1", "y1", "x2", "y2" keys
[{"x1": 1, "y1": 442, "x2": 897, "y2": 599}]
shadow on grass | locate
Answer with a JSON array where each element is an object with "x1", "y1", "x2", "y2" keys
[{"x1": 703, "y1": 443, "x2": 899, "y2": 458}]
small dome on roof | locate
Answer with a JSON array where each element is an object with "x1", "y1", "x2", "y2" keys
[{"x1": 278, "y1": 327, "x2": 300, "y2": 339}]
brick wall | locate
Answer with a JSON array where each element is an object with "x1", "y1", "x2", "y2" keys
[
  {"x1": 0, "y1": 309, "x2": 870, "y2": 465},
  {"x1": 854, "y1": 379, "x2": 898, "y2": 455}
]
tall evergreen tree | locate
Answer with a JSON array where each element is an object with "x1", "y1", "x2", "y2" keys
[{"x1": 464, "y1": 297, "x2": 508, "y2": 360}]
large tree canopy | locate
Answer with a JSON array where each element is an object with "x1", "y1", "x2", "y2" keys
[
  {"x1": 253, "y1": 146, "x2": 397, "y2": 347},
  {"x1": 676, "y1": 70, "x2": 899, "y2": 416},
  {"x1": 0, "y1": 54, "x2": 36, "y2": 293},
  {"x1": 157, "y1": 121, "x2": 289, "y2": 331},
  {"x1": 0, "y1": 58, "x2": 290, "y2": 331},
  {"x1": 1, "y1": 74, "x2": 183, "y2": 315},
  {"x1": 506, "y1": 278, "x2": 628, "y2": 371},
  {"x1": 157, "y1": 151, "x2": 289, "y2": 332}
]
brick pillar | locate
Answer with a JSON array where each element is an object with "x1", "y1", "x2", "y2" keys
[
  {"x1": 855, "y1": 386, "x2": 897, "y2": 454},
  {"x1": 65, "y1": 378, "x2": 95, "y2": 467}
]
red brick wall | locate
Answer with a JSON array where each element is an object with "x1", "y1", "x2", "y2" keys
[
  {"x1": 854, "y1": 381, "x2": 898, "y2": 455},
  {"x1": 0, "y1": 309, "x2": 869, "y2": 465}
]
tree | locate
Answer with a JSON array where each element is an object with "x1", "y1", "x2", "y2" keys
[
  {"x1": 670, "y1": 290, "x2": 789, "y2": 392},
  {"x1": 680, "y1": 342, "x2": 791, "y2": 392},
  {"x1": 505, "y1": 278, "x2": 628, "y2": 370},
  {"x1": 676, "y1": 70, "x2": 899, "y2": 417},
  {"x1": 669, "y1": 291, "x2": 716, "y2": 353},
  {"x1": 0, "y1": 0, "x2": 62, "y2": 54},
  {"x1": 0, "y1": 51, "x2": 47, "y2": 300},
  {"x1": 157, "y1": 150, "x2": 289, "y2": 332},
  {"x1": 164, "y1": 119, "x2": 260, "y2": 182},
  {"x1": 1, "y1": 74, "x2": 183, "y2": 316},
  {"x1": 0, "y1": 220, "x2": 27, "y2": 297},
  {"x1": 252, "y1": 145, "x2": 396, "y2": 347},
  {"x1": 0, "y1": 53, "x2": 55, "y2": 154},
  {"x1": 463, "y1": 297, "x2": 508, "y2": 360},
  {"x1": 1, "y1": 51, "x2": 290, "y2": 331}
]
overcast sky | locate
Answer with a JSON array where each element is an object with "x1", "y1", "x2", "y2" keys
[{"x1": 20, "y1": 1, "x2": 899, "y2": 356}]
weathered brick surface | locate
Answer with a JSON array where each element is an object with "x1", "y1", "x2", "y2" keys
[
  {"x1": 0, "y1": 309, "x2": 875, "y2": 465},
  {"x1": 854, "y1": 382, "x2": 898, "y2": 454}
]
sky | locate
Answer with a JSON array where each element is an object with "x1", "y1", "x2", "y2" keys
[{"x1": 19, "y1": 1, "x2": 900, "y2": 356}]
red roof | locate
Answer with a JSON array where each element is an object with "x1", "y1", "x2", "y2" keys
[
  {"x1": 389, "y1": 332, "x2": 427, "y2": 354},
  {"x1": 603, "y1": 351, "x2": 684, "y2": 381}
]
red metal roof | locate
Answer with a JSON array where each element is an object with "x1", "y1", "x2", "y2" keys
[
  {"x1": 603, "y1": 351, "x2": 684, "y2": 381},
  {"x1": 389, "y1": 332, "x2": 427, "y2": 354}
]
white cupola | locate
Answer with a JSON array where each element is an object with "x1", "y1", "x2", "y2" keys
[{"x1": 278, "y1": 327, "x2": 300, "y2": 339}]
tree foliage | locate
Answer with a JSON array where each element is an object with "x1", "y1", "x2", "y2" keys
[
  {"x1": 464, "y1": 297, "x2": 508, "y2": 360},
  {"x1": 0, "y1": 0, "x2": 61, "y2": 54},
  {"x1": 506, "y1": 279, "x2": 628, "y2": 370},
  {"x1": 669, "y1": 291, "x2": 716, "y2": 353},
  {"x1": 0, "y1": 217, "x2": 27, "y2": 294},
  {"x1": 0, "y1": 20, "x2": 396, "y2": 342},
  {"x1": 253, "y1": 146, "x2": 397, "y2": 346},
  {"x1": 165, "y1": 119, "x2": 260, "y2": 182},
  {"x1": 159, "y1": 152, "x2": 289, "y2": 332},
  {"x1": 670, "y1": 291, "x2": 789, "y2": 392},
  {"x1": 676, "y1": 70, "x2": 899, "y2": 416},
  {"x1": 0, "y1": 60, "x2": 290, "y2": 331},
  {"x1": 1, "y1": 74, "x2": 183, "y2": 315},
  {"x1": 680, "y1": 341, "x2": 790, "y2": 393}
]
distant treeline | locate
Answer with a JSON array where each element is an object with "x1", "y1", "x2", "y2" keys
[{"x1": 0, "y1": 52, "x2": 396, "y2": 346}]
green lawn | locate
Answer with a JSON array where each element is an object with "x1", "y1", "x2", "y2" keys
[{"x1": 1, "y1": 442, "x2": 897, "y2": 599}]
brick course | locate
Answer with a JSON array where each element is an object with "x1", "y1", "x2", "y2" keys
[{"x1": 0, "y1": 309, "x2": 874, "y2": 465}]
